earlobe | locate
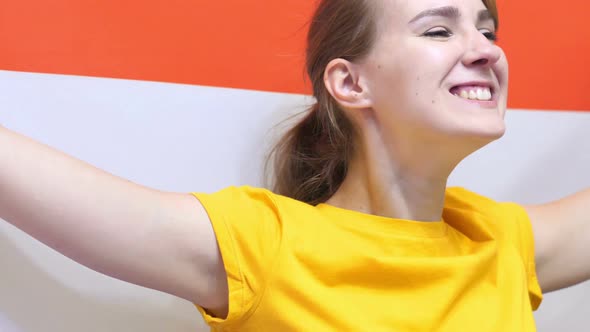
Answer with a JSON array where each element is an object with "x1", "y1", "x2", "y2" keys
[{"x1": 324, "y1": 58, "x2": 372, "y2": 110}]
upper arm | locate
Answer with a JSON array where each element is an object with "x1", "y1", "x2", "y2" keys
[
  {"x1": 126, "y1": 191, "x2": 228, "y2": 310},
  {"x1": 525, "y1": 191, "x2": 590, "y2": 292},
  {"x1": 51, "y1": 189, "x2": 228, "y2": 311},
  {"x1": 0, "y1": 127, "x2": 227, "y2": 311}
]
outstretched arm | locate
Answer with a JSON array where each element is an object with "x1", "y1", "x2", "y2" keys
[
  {"x1": 525, "y1": 188, "x2": 590, "y2": 292},
  {"x1": 0, "y1": 126, "x2": 227, "y2": 313}
]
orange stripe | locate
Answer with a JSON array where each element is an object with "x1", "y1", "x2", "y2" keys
[
  {"x1": 0, "y1": 0, "x2": 588, "y2": 111},
  {"x1": 0, "y1": 1, "x2": 311, "y2": 93},
  {"x1": 497, "y1": 0, "x2": 589, "y2": 111}
]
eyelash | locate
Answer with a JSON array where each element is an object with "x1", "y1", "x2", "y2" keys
[
  {"x1": 482, "y1": 32, "x2": 498, "y2": 42},
  {"x1": 423, "y1": 29, "x2": 498, "y2": 42}
]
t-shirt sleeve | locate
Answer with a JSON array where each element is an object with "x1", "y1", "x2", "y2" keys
[
  {"x1": 191, "y1": 186, "x2": 282, "y2": 327},
  {"x1": 447, "y1": 187, "x2": 544, "y2": 311},
  {"x1": 500, "y1": 202, "x2": 544, "y2": 310}
]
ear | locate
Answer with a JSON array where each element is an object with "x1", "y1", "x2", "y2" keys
[{"x1": 324, "y1": 58, "x2": 372, "y2": 110}]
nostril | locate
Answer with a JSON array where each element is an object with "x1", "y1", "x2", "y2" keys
[{"x1": 473, "y1": 58, "x2": 489, "y2": 66}]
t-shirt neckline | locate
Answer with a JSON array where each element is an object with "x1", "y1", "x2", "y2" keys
[{"x1": 316, "y1": 203, "x2": 449, "y2": 238}]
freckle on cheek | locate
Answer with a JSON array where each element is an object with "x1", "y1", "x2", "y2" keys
[{"x1": 432, "y1": 100, "x2": 436, "y2": 104}]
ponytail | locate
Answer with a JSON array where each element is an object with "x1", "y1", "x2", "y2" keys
[
  {"x1": 266, "y1": 0, "x2": 375, "y2": 204},
  {"x1": 268, "y1": 97, "x2": 355, "y2": 205}
]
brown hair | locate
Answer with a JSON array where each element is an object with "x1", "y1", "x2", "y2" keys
[{"x1": 268, "y1": 0, "x2": 499, "y2": 206}]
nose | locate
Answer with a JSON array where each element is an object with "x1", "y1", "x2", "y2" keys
[{"x1": 461, "y1": 32, "x2": 502, "y2": 68}]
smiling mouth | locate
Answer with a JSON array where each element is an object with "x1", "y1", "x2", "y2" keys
[{"x1": 449, "y1": 86, "x2": 494, "y2": 102}]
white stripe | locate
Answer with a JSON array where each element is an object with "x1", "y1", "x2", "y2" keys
[{"x1": 1, "y1": 70, "x2": 589, "y2": 330}]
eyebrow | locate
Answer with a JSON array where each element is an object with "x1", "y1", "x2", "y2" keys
[
  {"x1": 409, "y1": 6, "x2": 460, "y2": 24},
  {"x1": 408, "y1": 6, "x2": 495, "y2": 26}
]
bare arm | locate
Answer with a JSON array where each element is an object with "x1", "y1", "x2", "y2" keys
[
  {"x1": 525, "y1": 188, "x2": 590, "y2": 292},
  {"x1": 0, "y1": 126, "x2": 228, "y2": 312}
]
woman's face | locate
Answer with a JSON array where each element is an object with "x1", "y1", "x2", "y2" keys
[{"x1": 360, "y1": 0, "x2": 508, "y2": 146}]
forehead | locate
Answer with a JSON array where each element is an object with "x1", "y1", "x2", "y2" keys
[{"x1": 379, "y1": 0, "x2": 488, "y2": 23}]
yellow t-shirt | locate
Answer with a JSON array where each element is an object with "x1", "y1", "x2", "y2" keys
[{"x1": 192, "y1": 186, "x2": 543, "y2": 331}]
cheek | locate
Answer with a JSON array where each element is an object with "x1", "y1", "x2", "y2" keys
[
  {"x1": 368, "y1": 63, "x2": 440, "y2": 114},
  {"x1": 497, "y1": 55, "x2": 509, "y2": 91},
  {"x1": 402, "y1": 46, "x2": 459, "y2": 92},
  {"x1": 365, "y1": 43, "x2": 461, "y2": 116},
  {"x1": 417, "y1": 46, "x2": 460, "y2": 78}
]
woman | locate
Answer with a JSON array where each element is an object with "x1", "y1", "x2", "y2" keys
[{"x1": 1, "y1": 0, "x2": 588, "y2": 330}]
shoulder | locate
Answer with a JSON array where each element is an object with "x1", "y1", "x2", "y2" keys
[
  {"x1": 445, "y1": 186, "x2": 499, "y2": 208},
  {"x1": 444, "y1": 187, "x2": 503, "y2": 223},
  {"x1": 194, "y1": 186, "x2": 282, "y2": 214},
  {"x1": 444, "y1": 186, "x2": 524, "y2": 218},
  {"x1": 193, "y1": 185, "x2": 319, "y2": 225},
  {"x1": 443, "y1": 187, "x2": 531, "y2": 240}
]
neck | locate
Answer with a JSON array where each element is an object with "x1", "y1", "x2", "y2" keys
[
  {"x1": 327, "y1": 154, "x2": 449, "y2": 222},
  {"x1": 326, "y1": 119, "x2": 483, "y2": 222}
]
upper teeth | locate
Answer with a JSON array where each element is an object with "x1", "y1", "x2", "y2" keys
[{"x1": 455, "y1": 88, "x2": 492, "y2": 101}]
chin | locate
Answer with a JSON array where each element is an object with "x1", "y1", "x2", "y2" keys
[
  {"x1": 455, "y1": 109, "x2": 507, "y2": 138},
  {"x1": 441, "y1": 118, "x2": 507, "y2": 147},
  {"x1": 476, "y1": 121, "x2": 506, "y2": 138},
  {"x1": 460, "y1": 123, "x2": 507, "y2": 147}
]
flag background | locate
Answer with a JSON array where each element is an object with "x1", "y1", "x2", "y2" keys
[{"x1": 0, "y1": 1, "x2": 589, "y2": 331}]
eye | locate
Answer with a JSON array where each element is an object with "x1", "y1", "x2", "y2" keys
[
  {"x1": 423, "y1": 27, "x2": 452, "y2": 38},
  {"x1": 480, "y1": 29, "x2": 498, "y2": 42}
]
